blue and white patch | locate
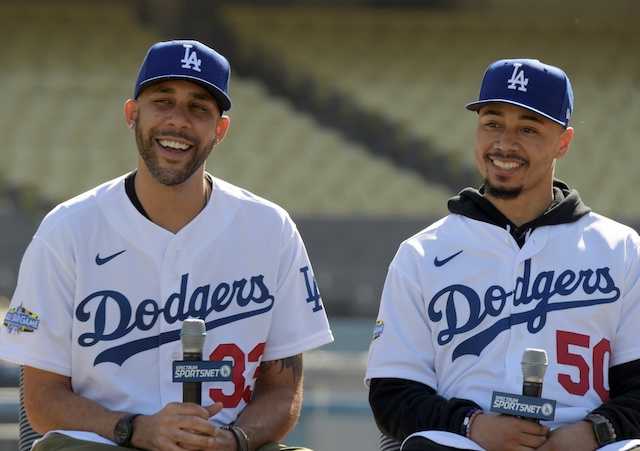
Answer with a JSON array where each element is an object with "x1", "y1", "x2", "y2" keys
[
  {"x1": 3, "y1": 305, "x2": 40, "y2": 334},
  {"x1": 372, "y1": 320, "x2": 384, "y2": 341}
]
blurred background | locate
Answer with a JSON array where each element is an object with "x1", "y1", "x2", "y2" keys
[{"x1": 0, "y1": 0, "x2": 638, "y2": 449}]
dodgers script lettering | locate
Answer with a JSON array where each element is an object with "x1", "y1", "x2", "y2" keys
[
  {"x1": 428, "y1": 259, "x2": 620, "y2": 360},
  {"x1": 76, "y1": 273, "x2": 275, "y2": 365}
]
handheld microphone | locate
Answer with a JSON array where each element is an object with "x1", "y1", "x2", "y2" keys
[
  {"x1": 521, "y1": 348, "x2": 548, "y2": 422},
  {"x1": 490, "y1": 348, "x2": 555, "y2": 422},
  {"x1": 180, "y1": 318, "x2": 206, "y2": 405}
]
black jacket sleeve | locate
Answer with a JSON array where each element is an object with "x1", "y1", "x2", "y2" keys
[
  {"x1": 370, "y1": 360, "x2": 640, "y2": 443},
  {"x1": 368, "y1": 377, "x2": 480, "y2": 443},
  {"x1": 592, "y1": 359, "x2": 640, "y2": 440}
]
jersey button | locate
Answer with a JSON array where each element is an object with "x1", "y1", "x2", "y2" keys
[{"x1": 172, "y1": 273, "x2": 180, "y2": 281}]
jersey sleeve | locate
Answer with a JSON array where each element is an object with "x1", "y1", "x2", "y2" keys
[
  {"x1": 610, "y1": 231, "x2": 640, "y2": 367},
  {"x1": 260, "y1": 217, "x2": 333, "y2": 361},
  {"x1": 365, "y1": 238, "x2": 438, "y2": 389},
  {"x1": 0, "y1": 228, "x2": 76, "y2": 376}
]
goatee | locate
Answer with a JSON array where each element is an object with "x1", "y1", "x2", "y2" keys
[
  {"x1": 135, "y1": 122, "x2": 214, "y2": 186},
  {"x1": 484, "y1": 178, "x2": 522, "y2": 200}
]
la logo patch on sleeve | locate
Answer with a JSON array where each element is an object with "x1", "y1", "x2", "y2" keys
[{"x1": 3, "y1": 305, "x2": 40, "y2": 334}]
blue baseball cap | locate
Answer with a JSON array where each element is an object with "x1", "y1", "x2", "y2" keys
[
  {"x1": 134, "y1": 40, "x2": 232, "y2": 111},
  {"x1": 465, "y1": 59, "x2": 573, "y2": 127}
]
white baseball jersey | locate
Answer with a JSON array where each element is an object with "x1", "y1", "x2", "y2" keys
[
  {"x1": 366, "y1": 212, "x2": 640, "y2": 431},
  {"x1": 0, "y1": 173, "x2": 333, "y2": 445}
]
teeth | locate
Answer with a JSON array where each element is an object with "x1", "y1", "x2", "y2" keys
[
  {"x1": 493, "y1": 160, "x2": 520, "y2": 170},
  {"x1": 159, "y1": 139, "x2": 189, "y2": 150}
]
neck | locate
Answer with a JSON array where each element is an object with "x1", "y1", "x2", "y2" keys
[
  {"x1": 487, "y1": 193, "x2": 553, "y2": 227},
  {"x1": 134, "y1": 168, "x2": 211, "y2": 233}
]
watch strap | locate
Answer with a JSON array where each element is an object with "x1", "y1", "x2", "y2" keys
[{"x1": 585, "y1": 413, "x2": 616, "y2": 446}]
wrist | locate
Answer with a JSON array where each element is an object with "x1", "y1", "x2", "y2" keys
[
  {"x1": 461, "y1": 408, "x2": 483, "y2": 439},
  {"x1": 114, "y1": 413, "x2": 141, "y2": 447},
  {"x1": 221, "y1": 425, "x2": 244, "y2": 451},
  {"x1": 129, "y1": 414, "x2": 144, "y2": 449},
  {"x1": 233, "y1": 426, "x2": 250, "y2": 451},
  {"x1": 584, "y1": 413, "x2": 616, "y2": 447}
]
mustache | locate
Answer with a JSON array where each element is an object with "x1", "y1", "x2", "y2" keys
[
  {"x1": 151, "y1": 129, "x2": 198, "y2": 143},
  {"x1": 488, "y1": 152, "x2": 527, "y2": 163}
]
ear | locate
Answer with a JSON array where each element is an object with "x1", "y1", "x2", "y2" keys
[
  {"x1": 124, "y1": 99, "x2": 138, "y2": 131},
  {"x1": 214, "y1": 116, "x2": 230, "y2": 143},
  {"x1": 556, "y1": 126, "x2": 573, "y2": 159}
]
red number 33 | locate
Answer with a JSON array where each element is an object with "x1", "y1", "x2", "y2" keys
[
  {"x1": 207, "y1": 342, "x2": 266, "y2": 407},
  {"x1": 557, "y1": 330, "x2": 610, "y2": 402}
]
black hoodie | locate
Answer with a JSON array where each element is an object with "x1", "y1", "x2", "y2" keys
[{"x1": 448, "y1": 179, "x2": 591, "y2": 247}]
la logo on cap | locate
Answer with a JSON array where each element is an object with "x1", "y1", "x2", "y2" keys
[
  {"x1": 134, "y1": 40, "x2": 233, "y2": 110},
  {"x1": 465, "y1": 58, "x2": 574, "y2": 127},
  {"x1": 507, "y1": 63, "x2": 528, "y2": 92},
  {"x1": 181, "y1": 44, "x2": 202, "y2": 72}
]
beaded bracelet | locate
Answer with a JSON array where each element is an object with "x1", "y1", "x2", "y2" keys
[
  {"x1": 461, "y1": 408, "x2": 483, "y2": 439},
  {"x1": 233, "y1": 426, "x2": 250, "y2": 451},
  {"x1": 221, "y1": 425, "x2": 244, "y2": 451}
]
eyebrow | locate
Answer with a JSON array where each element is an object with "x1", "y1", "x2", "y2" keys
[
  {"x1": 480, "y1": 108, "x2": 544, "y2": 124},
  {"x1": 151, "y1": 85, "x2": 215, "y2": 102}
]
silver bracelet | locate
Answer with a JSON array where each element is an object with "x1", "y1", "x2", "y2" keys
[
  {"x1": 233, "y1": 426, "x2": 250, "y2": 451},
  {"x1": 221, "y1": 425, "x2": 244, "y2": 451}
]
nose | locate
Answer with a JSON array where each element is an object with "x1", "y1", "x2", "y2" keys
[
  {"x1": 166, "y1": 102, "x2": 191, "y2": 129},
  {"x1": 495, "y1": 127, "x2": 519, "y2": 151}
]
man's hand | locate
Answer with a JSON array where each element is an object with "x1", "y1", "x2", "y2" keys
[
  {"x1": 535, "y1": 421, "x2": 598, "y2": 451},
  {"x1": 470, "y1": 413, "x2": 550, "y2": 450},
  {"x1": 132, "y1": 402, "x2": 228, "y2": 450}
]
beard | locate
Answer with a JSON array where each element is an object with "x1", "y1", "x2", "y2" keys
[
  {"x1": 135, "y1": 120, "x2": 215, "y2": 186},
  {"x1": 483, "y1": 177, "x2": 522, "y2": 200}
]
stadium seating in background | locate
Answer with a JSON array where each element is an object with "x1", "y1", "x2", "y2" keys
[
  {"x1": 213, "y1": 78, "x2": 453, "y2": 217},
  {"x1": 217, "y1": 4, "x2": 640, "y2": 223},
  {"x1": 0, "y1": 2, "x2": 155, "y2": 209},
  {"x1": 5, "y1": 2, "x2": 638, "y2": 222},
  {"x1": 0, "y1": 1, "x2": 455, "y2": 219}
]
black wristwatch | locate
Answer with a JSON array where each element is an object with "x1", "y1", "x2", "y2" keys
[
  {"x1": 585, "y1": 413, "x2": 615, "y2": 446},
  {"x1": 114, "y1": 413, "x2": 141, "y2": 447}
]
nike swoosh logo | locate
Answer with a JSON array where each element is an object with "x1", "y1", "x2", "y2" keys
[
  {"x1": 434, "y1": 250, "x2": 463, "y2": 267},
  {"x1": 95, "y1": 250, "x2": 126, "y2": 265}
]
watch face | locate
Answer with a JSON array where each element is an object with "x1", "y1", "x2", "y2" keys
[
  {"x1": 594, "y1": 420, "x2": 612, "y2": 443},
  {"x1": 115, "y1": 417, "x2": 132, "y2": 445},
  {"x1": 588, "y1": 415, "x2": 613, "y2": 445}
]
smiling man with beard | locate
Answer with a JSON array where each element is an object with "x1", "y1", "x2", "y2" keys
[
  {"x1": 366, "y1": 59, "x2": 640, "y2": 451},
  {"x1": 0, "y1": 40, "x2": 333, "y2": 451}
]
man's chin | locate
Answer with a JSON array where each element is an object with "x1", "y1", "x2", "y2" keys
[{"x1": 484, "y1": 180, "x2": 522, "y2": 200}]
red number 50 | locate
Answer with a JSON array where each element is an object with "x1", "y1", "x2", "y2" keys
[{"x1": 557, "y1": 330, "x2": 610, "y2": 402}]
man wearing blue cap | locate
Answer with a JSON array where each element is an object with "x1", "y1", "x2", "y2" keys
[
  {"x1": 366, "y1": 59, "x2": 640, "y2": 450},
  {"x1": 0, "y1": 40, "x2": 333, "y2": 450}
]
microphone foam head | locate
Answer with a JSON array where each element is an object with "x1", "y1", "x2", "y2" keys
[
  {"x1": 521, "y1": 348, "x2": 548, "y2": 382},
  {"x1": 180, "y1": 318, "x2": 206, "y2": 353}
]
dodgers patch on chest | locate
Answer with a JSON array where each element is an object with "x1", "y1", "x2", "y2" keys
[{"x1": 428, "y1": 259, "x2": 620, "y2": 361}]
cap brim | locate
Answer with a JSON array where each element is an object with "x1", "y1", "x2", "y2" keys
[
  {"x1": 465, "y1": 99, "x2": 566, "y2": 127},
  {"x1": 136, "y1": 76, "x2": 232, "y2": 111}
]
